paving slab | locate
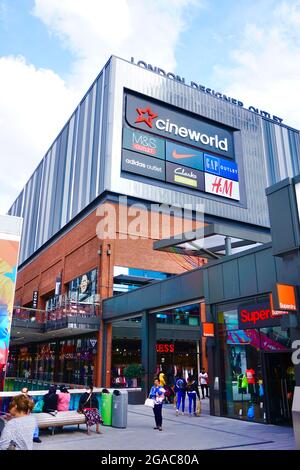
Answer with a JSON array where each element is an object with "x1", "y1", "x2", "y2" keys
[{"x1": 33, "y1": 400, "x2": 296, "y2": 450}]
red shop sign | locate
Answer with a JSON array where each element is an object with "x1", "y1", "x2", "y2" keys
[
  {"x1": 238, "y1": 302, "x2": 281, "y2": 329},
  {"x1": 156, "y1": 343, "x2": 175, "y2": 353}
]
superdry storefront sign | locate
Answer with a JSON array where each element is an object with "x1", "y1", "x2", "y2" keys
[
  {"x1": 238, "y1": 302, "x2": 281, "y2": 329},
  {"x1": 125, "y1": 93, "x2": 235, "y2": 158}
]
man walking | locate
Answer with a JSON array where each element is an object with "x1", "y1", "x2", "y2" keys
[{"x1": 199, "y1": 368, "x2": 209, "y2": 399}]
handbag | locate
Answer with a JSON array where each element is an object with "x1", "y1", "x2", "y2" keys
[
  {"x1": 77, "y1": 393, "x2": 92, "y2": 414},
  {"x1": 144, "y1": 398, "x2": 155, "y2": 408},
  {"x1": 32, "y1": 399, "x2": 44, "y2": 413}
]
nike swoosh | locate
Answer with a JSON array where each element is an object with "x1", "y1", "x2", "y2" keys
[{"x1": 172, "y1": 149, "x2": 197, "y2": 159}]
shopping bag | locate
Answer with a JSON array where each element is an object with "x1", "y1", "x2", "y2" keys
[
  {"x1": 247, "y1": 404, "x2": 254, "y2": 419},
  {"x1": 32, "y1": 399, "x2": 44, "y2": 413},
  {"x1": 196, "y1": 399, "x2": 201, "y2": 416},
  {"x1": 144, "y1": 398, "x2": 155, "y2": 408}
]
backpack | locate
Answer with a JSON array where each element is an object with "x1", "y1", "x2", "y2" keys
[{"x1": 176, "y1": 378, "x2": 186, "y2": 391}]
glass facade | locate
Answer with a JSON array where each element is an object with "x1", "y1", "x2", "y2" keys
[
  {"x1": 113, "y1": 266, "x2": 172, "y2": 295},
  {"x1": 217, "y1": 298, "x2": 295, "y2": 424},
  {"x1": 7, "y1": 335, "x2": 97, "y2": 386},
  {"x1": 111, "y1": 303, "x2": 201, "y2": 388}
]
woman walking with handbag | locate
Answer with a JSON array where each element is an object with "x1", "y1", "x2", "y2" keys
[
  {"x1": 78, "y1": 385, "x2": 103, "y2": 435},
  {"x1": 149, "y1": 378, "x2": 165, "y2": 431}
]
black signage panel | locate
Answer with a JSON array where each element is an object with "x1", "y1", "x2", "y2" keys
[
  {"x1": 238, "y1": 302, "x2": 281, "y2": 329},
  {"x1": 125, "y1": 92, "x2": 235, "y2": 158},
  {"x1": 166, "y1": 161, "x2": 204, "y2": 191},
  {"x1": 121, "y1": 149, "x2": 165, "y2": 181},
  {"x1": 32, "y1": 290, "x2": 38, "y2": 309}
]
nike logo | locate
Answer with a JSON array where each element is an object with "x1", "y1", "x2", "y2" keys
[{"x1": 172, "y1": 149, "x2": 197, "y2": 159}]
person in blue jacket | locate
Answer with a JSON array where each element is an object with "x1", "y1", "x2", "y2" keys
[
  {"x1": 174, "y1": 372, "x2": 187, "y2": 416},
  {"x1": 149, "y1": 378, "x2": 165, "y2": 431}
]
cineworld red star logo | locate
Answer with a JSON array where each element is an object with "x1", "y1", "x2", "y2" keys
[{"x1": 135, "y1": 106, "x2": 158, "y2": 128}]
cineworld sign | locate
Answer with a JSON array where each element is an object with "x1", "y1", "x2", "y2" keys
[{"x1": 126, "y1": 93, "x2": 235, "y2": 159}]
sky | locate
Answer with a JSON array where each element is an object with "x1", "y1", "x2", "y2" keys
[{"x1": 1, "y1": 0, "x2": 300, "y2": 214}]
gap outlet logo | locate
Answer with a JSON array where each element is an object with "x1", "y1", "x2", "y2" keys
[
  {"x1": 204, "y1": 154, "x2": 238, "y2": 181},
  {"x1": 125, "y1": 92, "x2": 236, "y2": 158}
]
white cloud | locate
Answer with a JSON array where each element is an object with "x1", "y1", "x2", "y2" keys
[
  {"x1": 214, "y1": 1, "x2": 300, "y2": 129},
  {"x1": 0, "y1": 0, "x2": 197, "y2": 214},
  {"x1": 0, "y1": 56, "x2": 77, "y2": 214},
  {"x1": 33, "y1": 0, "x2": 198, "y2": 91}
]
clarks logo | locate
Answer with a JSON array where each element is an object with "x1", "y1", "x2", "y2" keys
[{"x1": 134, "y1": 103, "x2": 228, "y2": 152}]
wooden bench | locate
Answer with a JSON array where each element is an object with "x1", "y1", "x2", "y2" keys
[{"x1": 35, "y1": 411, "x2": 86, "y2": 435}]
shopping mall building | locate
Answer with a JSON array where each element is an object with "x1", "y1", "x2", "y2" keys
[{"x1": 6, "y1": 56, "x2": 300, "y2": 425}]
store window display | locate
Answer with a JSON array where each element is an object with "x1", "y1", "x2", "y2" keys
[{"x1": 217, "y1": 300, "x2": 294, "y2": 424}]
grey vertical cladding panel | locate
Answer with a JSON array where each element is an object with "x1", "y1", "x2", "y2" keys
[
  {"x1": 237, "y1": 254, "x2": 258, "y2": 297},
  {"x1": 222, "y1": 260, "x2": 240, "y2": 300},
  {"x1": 61, "y1": 114, "x2": 75, "y2": 228},
  {"x1": 71, "y1": 100, "x2": 86, "y2": 219},
  {"x1": 47, "y1": 136, "x2": 61, "y2": 237},
  {"x1": 262, "y1": 122, "x2": 279, "y2": 184},
  {"x1": 77, "y1": 95, "x2": 90, "y2": 212},
  {"x1": 80, "y1": 92, "x2": 93, "y2": 209},
  {"x1": 43, "y1": 145, "x2": 56, "y2": 245},
  {"x1": 39, "y1": 153, "x2": 52, "y2": 249},
  {"x1": 99, "y1": 64, "x2": 110, "y2": 193},
  {"x1": 288, "y1": 130, "x2": 300, "y2": 176},
  {"x1": 52, "y1": 126, "x2": 69, "y2": 235},
  {"x1": 85, "y1": 84, "x2": 96, "y2": 207},
  {"x1": 207, "y1": 264, "x2": 224, "y2": 303},
  {"x1": 30, "y1": 162, "x2": 43, "y2": 254},
  {"x1": 262, "y1": 120, "x2": 300, "y2": 185},
  {"x1": 90, "y1": 73, "x2": 103, "y2": 201},
  {"x1": 34, "y1": 160, "x2": 46, "y2": 253},
  {"x1": 255, "y1": 248, "x2": 276, "y2": 293},
  {"x1": 21, "y1": 178, "x2": 33, "y2": 260},
  {"x1": 67, "y1": 110, "x2": 79, "y2": 223}
]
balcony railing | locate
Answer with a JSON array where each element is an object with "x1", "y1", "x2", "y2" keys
[{"x1": 12, "y1": 302, "x2": 101, "y2": 332}]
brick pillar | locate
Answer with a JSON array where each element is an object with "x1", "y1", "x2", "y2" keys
[{"x1": 95, "y1": 238, "x2": 115, "y2": 387}]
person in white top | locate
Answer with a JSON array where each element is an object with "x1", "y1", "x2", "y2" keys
[
  {"x1": 199, "y1": 368, "x2": 209, "y2": 399},
  {"x1": 0, "y1": 394, "x2": 36, "y2": 450}
]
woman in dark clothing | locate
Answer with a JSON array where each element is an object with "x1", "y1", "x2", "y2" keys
[
  {"x1": 42, "y1": 385, "x2": 58, "y2": 415},
  {"x1": 78, "y1": 385, "x2": 103, "y2": 435},
  {"x1": 186, "y1": 375, "x2": 200, "y2": 416}
]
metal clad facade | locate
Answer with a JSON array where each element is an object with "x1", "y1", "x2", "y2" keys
[
  {"x1": 8, "y1": 57, "x2": 300, "y2": 265},
  {"x1": 9, "y1": 65, "x2": 110, "y2": 264}
]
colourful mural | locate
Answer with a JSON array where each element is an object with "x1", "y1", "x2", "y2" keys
[{"x1": 0, "y1": 237, "x2": 20, "y2": 391}]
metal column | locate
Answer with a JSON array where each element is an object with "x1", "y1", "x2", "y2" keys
[{"x1": 141, "y1": 311, "x2": 157, "y2": 397}]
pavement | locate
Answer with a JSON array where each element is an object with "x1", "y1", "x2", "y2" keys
[{"x1": 33, "y1": 399, "x2": 296, "y2": 450}]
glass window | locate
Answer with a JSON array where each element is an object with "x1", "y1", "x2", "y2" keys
[{"x1": 68, "y1": 269, "x2": 98, "y2": 304}]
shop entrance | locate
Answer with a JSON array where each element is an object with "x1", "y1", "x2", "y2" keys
[{"x1": 264, "y1": 352, "x2": 295, "y2": 425}]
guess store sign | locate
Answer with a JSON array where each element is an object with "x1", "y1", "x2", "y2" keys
[
  {"x1": 238, "y1": 302, "x2": 281, "y2": 329},
  {"x1": 156, "y1": 343, "x2": 175, "y2": 353}
]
